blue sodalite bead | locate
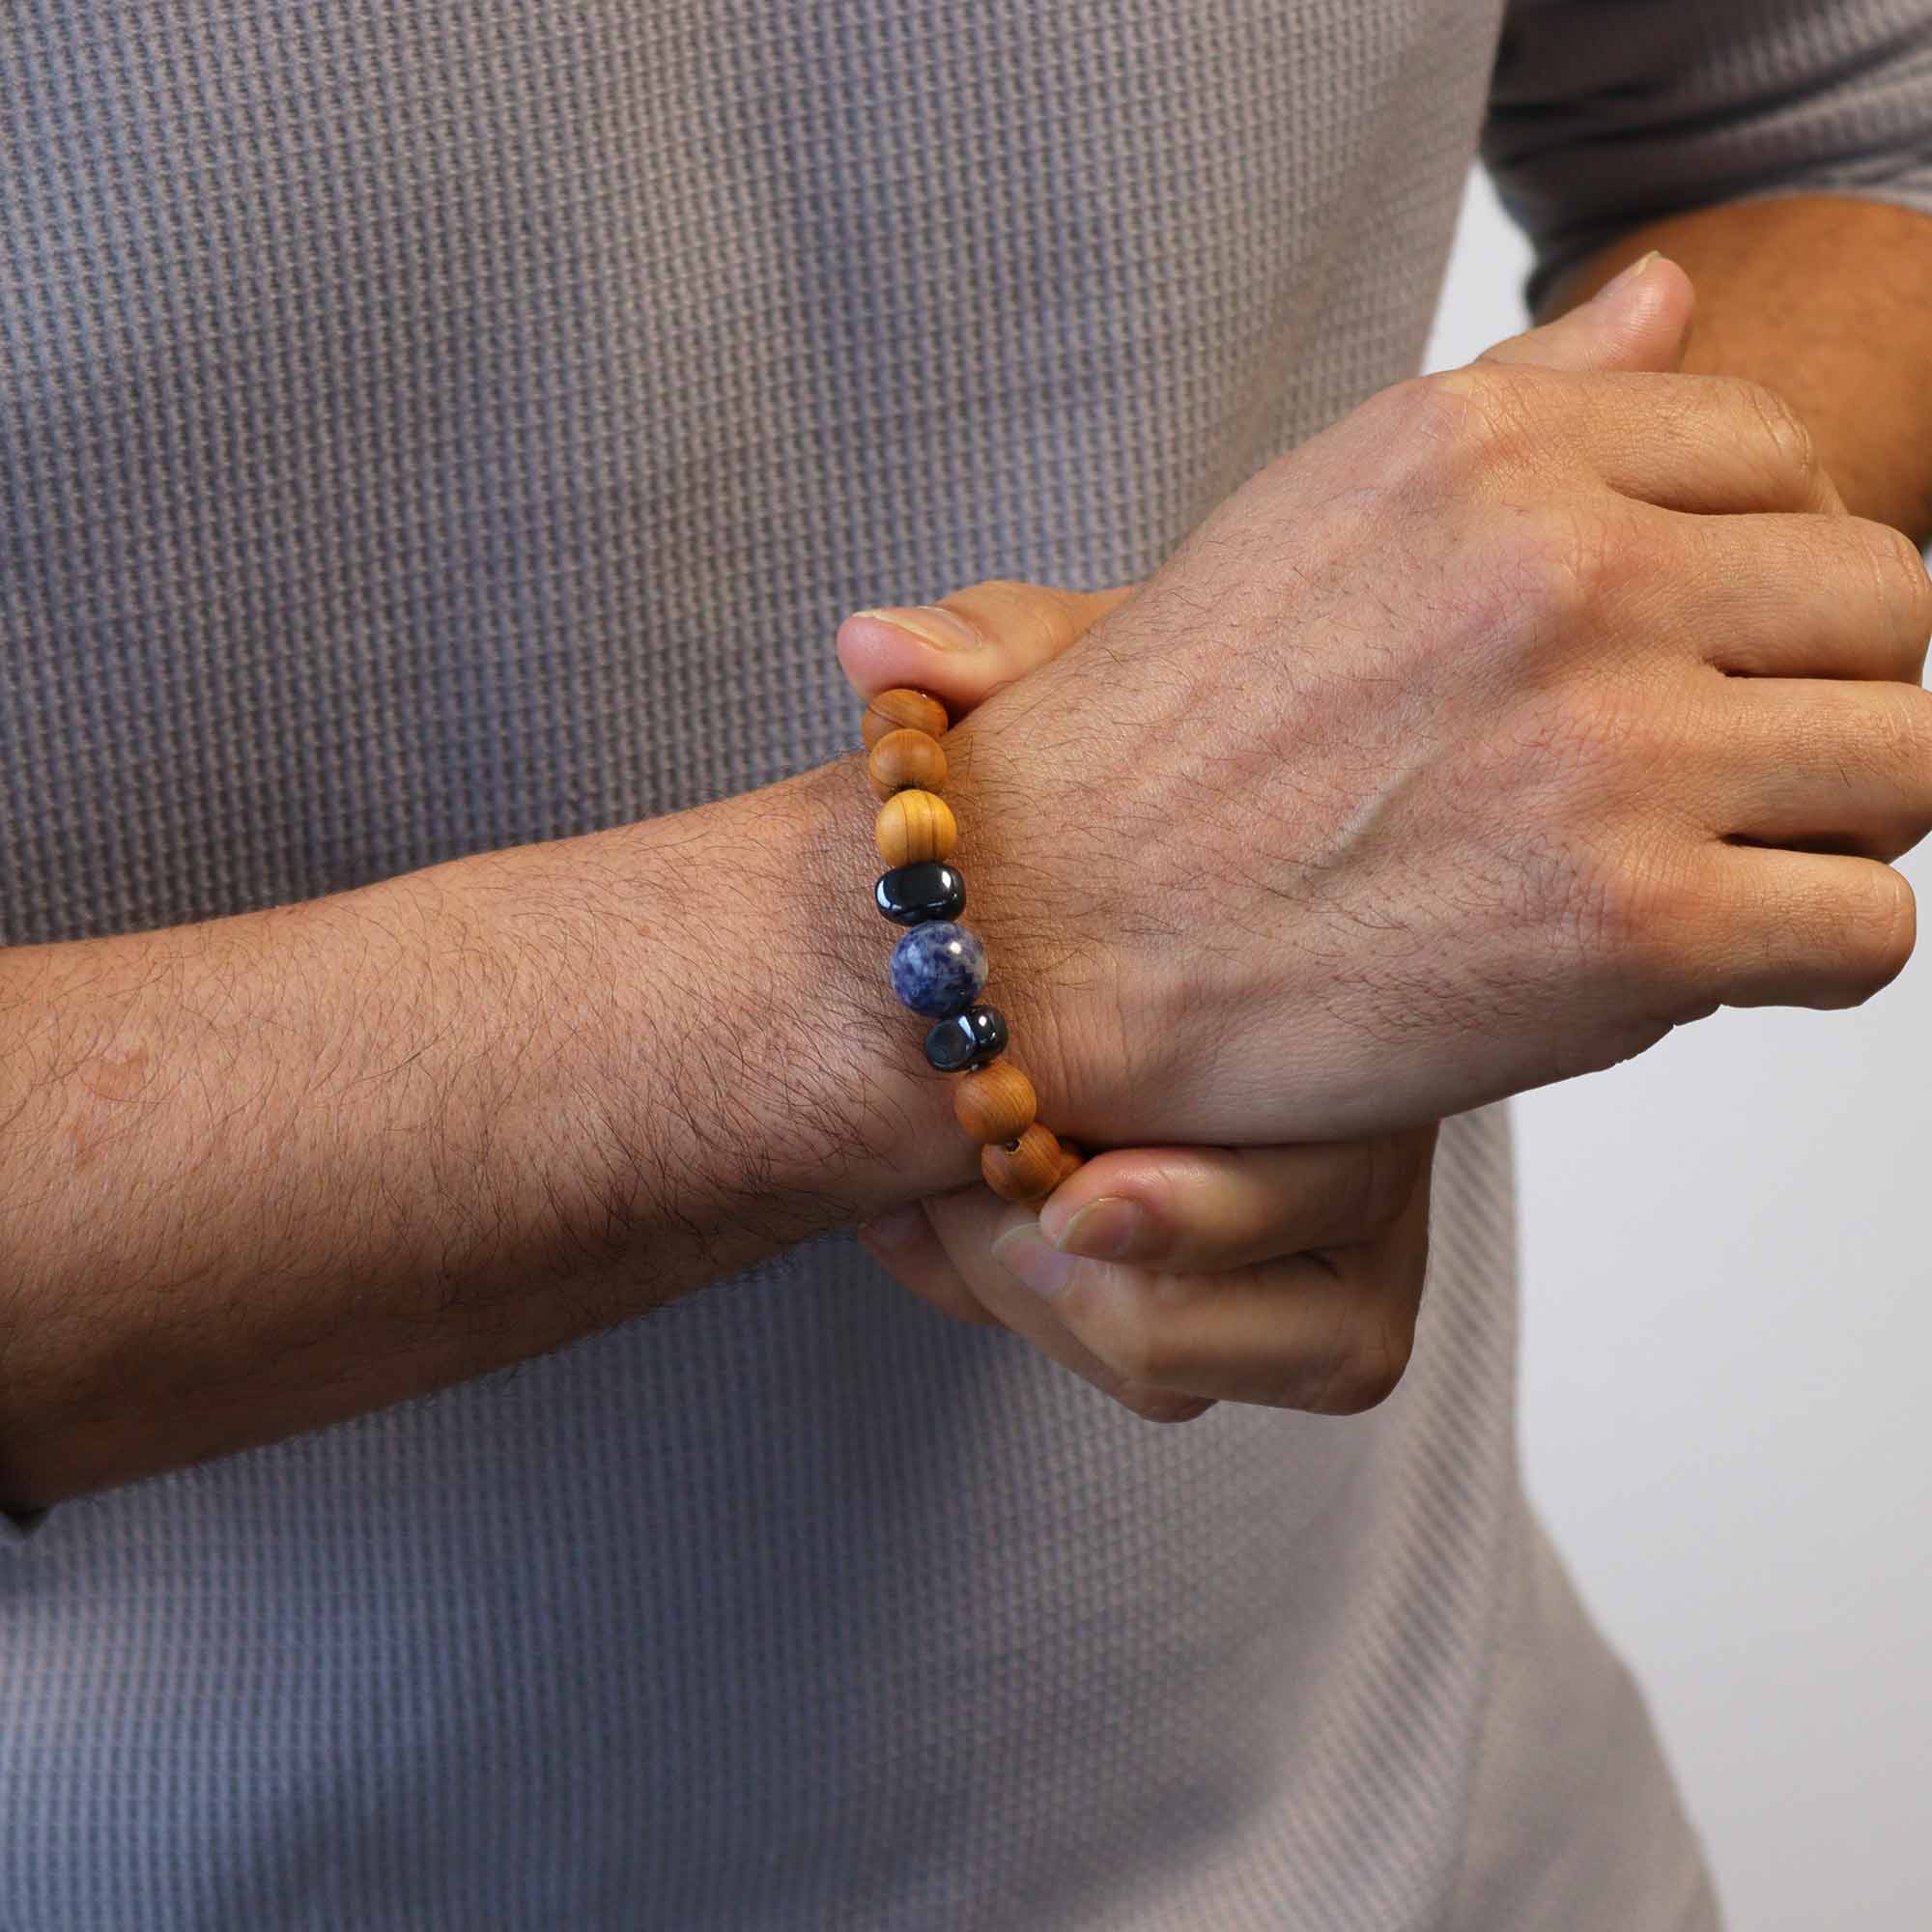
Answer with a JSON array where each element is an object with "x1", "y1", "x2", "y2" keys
[
  {"x1": 889, "y1": 921, "x2": 987, "y2": 1019},
  {"x1": 924, "y1": 1005, "x2": 1009, "y2": 1072},
  {"x1": 873, "y1": 862, "x2": 966, "y2": 927}
]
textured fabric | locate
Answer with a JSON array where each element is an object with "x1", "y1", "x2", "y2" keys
[
  {"x1": 3, "y1": 1, "x2": 1929, "y2": 1924},
  {"x1": 1484, "y1": 0, "x2": 1932, "y2": 308}
]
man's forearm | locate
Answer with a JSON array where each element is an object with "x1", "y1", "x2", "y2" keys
[
  {"x1": 0, "y1": 753, "x2": 971, "y2": 1511},
  {"x1": 1543, "y1": 192, "x2": 1932, "y2": 543}
]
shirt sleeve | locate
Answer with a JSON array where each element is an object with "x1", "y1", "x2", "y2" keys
[{"x1": 1481, "y1": 0, "x2": 1932, "y2": 311}]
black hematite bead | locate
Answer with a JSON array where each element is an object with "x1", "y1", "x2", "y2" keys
[
  {"x1": 923, "y1": 1004, "x2": 1009, "y2": 1073},
  {"x1": 874, "y1": 862, "x2": 966, "y2": 927}
]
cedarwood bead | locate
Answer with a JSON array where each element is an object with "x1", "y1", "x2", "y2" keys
[
  {"x1": 862, "y1": 687, "x2": 951, "y2": 749},
  {"x1": 952, "y1": 1063, "x2": 1037, "y2": 1145},
  {"x1": 981, "y1": 1122, "x2": 1064, "y2": 1203},
  {"x1": 867, "y1": 727, "x2": 948, "y2": 801},
  {"x1": 875, "y1": 789, "x2": 956, "y2": 866}
]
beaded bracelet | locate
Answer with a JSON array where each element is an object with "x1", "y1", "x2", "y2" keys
[{"x1": 861, "y1": 687, "x2": 1082, "y2": 1204}]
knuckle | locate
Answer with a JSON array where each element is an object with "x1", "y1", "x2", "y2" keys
[
  {"x1": 1873, "y1": 685, "x2": 1932, "y2": 784},
  {"x1": 1527, "y1": 824, "x2": 1696, "y2": 977},
  {"x1": 1840, "y1": 866, "x2": 1917, "y2": 1003},
  {"x1": 980, "y1": 575, "x2": 1065, "y2": 624},
  {"x1": 1463, "y1": 370, "x2": 1541, "y2": 458},
  {"x1": 1477, "y1": 503, "x2": 1615, "y2": 636},
  {"x1": 1381, "y1": 368, "x2": 1473, "y2": 434},
  {"x1": 946, "y1": 578, "x2": 1070, "y2": 653},
  {"x1": 1805, "y1": 686, "x2": 1932, "y2": 838},
  {"x1": 1305, "y1": 1315, "x2": 1415, "y2": 1416},
  {"x1": 1861, "y1": 521, "x2": 1932, "y2": 639},
  {"x1": 1731, "y1": 377, "x2": 1818, "y2": 483},
  {"x1": 1555, "y1": 680, "x2": 1637, "y2": 762},
  {"x1": 1502, "y1": 678, "x2": 1640, "y2": 805},
  {"x1": 1382, "y1": 366, "x2": 1531, "y2": 476}
]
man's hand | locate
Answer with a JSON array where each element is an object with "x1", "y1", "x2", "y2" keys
[
  {"x1": 830, "y1": 253, "x2": 1932, "y2": 1421},
  {"x1": 881, "y1": 256, "x2": 1932, "y2": 1157},
  {"x1": 840, "y1": 580, "x2": 1438, "y2": 1421},
  {"x1": 866, "y1": 1129, "x2": 1436, "y2": 1422}
]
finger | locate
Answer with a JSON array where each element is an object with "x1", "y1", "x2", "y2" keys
[
  {"x1": 923, "y1": 1186, "x2": 1216, "y2": 1423},
  {"x1": 1696, "y1": 845, "x2": 1916, "y2": 1010},
  {"x1": 980, "y1": 1222, "x2": 1425, "y2": 1415},
  {"x1": 1659, "y1": 510, "x2": 1932, "y2": 681},
  {"x1": 855, "y1": 1202, "x2": 1004, "y2": 1328},
  {"x1": 1716, "y1": 678, "x2": 1932, "y2": 863},
  {"x1": 837, "y1": 579, "x2": 1135, "y2": 715},
  {"x1": 1460, "y1": 258, "x2": 1845, "y2": 519},
  {"x1": 1440, "y1": 364, "x2": 1842, "y2": 519},
  {"x1": 1034, "y1": 1133, "x2": 1432, "y2": 1273},
  {"x1": 939, "y1": 1160, "x2": 1434, "y2": 1416},
  {"x1": 1573, "y1": 372, "x2": 1844, "y2": 517},
  {"x1": 1477, "y1": 249, "x2": 1693, "y2": 375}
]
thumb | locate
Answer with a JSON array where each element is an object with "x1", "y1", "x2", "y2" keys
[
  {"x1": 837, "y1": 579, "x2": 1135, "y2": 721},
  {"x1": 1477, "y1": 249, "x2": 1694, "y2": 375}
]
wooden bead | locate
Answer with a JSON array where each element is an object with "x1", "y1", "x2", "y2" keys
[
  {"x1": 981, "y1": 1122, "x2": 1064, "y2": 1203},
  {"x1": 952, "y1": 1064, "x2": 1037, "y2": 1145},
  {"x1": 862, "y1": 687, "x2": 950, "y2": 749},
  {"x1": 867, "y1": 727, "x2": 948, "y2": 801},
  {"x1": 1054, "y1": 1143, "x2": 1084, "y2": 1186},
  {"x1": 875, "y1": 789, "x2": 956, "y2": 866}
]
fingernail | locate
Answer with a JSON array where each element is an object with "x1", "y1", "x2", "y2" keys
[
  {"x1": 1051, "y1": 1196, "x2": 1147, "y2": 1261},
  {"x1": 1590, "y1": 248, "x2": 1661, "y2": 305},
  {"x1": 856, "y1": 1203, "x2": 926, "y2": 1253},
  {"x1": 850, "y1": 605, "x2": 986, "y2": 651},
  {"x1": 991, "y1": 1222, "x2": 1079, "y2": 1297}
]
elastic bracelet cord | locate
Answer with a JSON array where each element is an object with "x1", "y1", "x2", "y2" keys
[{"x1": 861, "y1": 687, "x2": 1083, "y2": 1203}]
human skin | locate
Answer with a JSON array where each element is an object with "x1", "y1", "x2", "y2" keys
[
  {"x1": 5, "y1": 208, "x2": 1932, "y2": 1511},
  {"x1": 917, "y1": 268, "x2": 1930, "y2": 1157},
  {"x1": 842, "y1": 197, "x2": 1932, "y2": 1424},
  {"x1": 841, "y1": 579, "x2": 1439, "y2": 1420},
  {"x1": 840, "y1": 582, "x2": 1434, "y2": 1421},
  {"x1": 1551, "y1": 196, "x2": 1932, "y2": 543}
]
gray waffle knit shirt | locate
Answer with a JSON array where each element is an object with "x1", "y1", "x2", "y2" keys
[{"x1": 5, "y1": 3, "x2": 1931, "y2": 1926}]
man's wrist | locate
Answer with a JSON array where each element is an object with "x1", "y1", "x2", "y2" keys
[
  {"x1": 571, "y1": 753, "x2": 980, "y2": 1268},
  {"x1": 769, "y1": 751, "x2": 987, "y2": 1211}
]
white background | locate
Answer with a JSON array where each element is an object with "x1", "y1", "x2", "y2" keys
[{"x1": 1424, "y1": 172, "x2": 1931, "y2": 1932}]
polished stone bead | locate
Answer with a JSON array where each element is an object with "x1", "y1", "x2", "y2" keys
[
  {"x1": 889, "y1": 921, "x2": 987, "y2": 1018},
  {"x1": 923, "y1": 1003, "x2": 1009, "y2": 1072},
  {"x1": 874, "y1": 862, "x2": 967, "y2": 927}
]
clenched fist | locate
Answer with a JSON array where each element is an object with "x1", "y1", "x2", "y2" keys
[{"x1": 854, "y1": 254, "x2": 1931, "y2": 1157}]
